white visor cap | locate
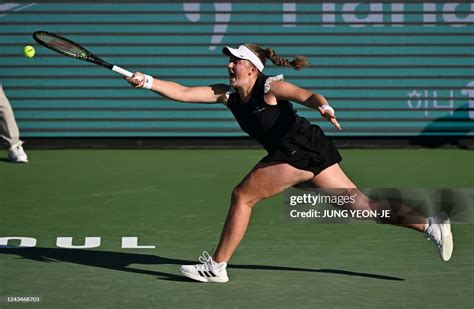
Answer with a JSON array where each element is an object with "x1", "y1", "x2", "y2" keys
[{"x1": 223, "y1": 45, "x2": 264, "y2": 72}]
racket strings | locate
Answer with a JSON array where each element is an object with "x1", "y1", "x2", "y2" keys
[{"x1": 37, "y1": 34, "x2": 86, "y2": 58}]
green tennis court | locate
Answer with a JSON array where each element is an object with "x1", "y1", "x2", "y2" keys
[{"x1": 1, "y1": 149, "x2": 473, "y2": 308}]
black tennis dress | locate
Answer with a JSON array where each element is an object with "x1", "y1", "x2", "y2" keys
[{"x1": 226, "y1": 74, "x2": 342, "y2": 175}]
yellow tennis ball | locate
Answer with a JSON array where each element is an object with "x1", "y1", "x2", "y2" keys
[{"x1": 23, "y1": 45, "x2": 35, "y2": 58}]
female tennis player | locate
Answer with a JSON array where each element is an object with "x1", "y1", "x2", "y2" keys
[{"x1": 126, "y1": 44, "x2": 453, "y2": 283}]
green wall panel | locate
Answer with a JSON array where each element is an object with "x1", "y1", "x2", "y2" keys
[{"x1": 0, "y1": 2, "x2": 473, "y2": 137}]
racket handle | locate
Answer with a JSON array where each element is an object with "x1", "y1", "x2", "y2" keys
[{"x1": 111, "y1": 65, "x2": 133, "y2": 78}]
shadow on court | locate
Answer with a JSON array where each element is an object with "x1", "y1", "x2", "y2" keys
[{"x1": 0, "y1": 247, "x2": 404, "y2": 282}]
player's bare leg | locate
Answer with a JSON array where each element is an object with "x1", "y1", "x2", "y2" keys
[
  {"x1": 180, "y1": 162, "x2": 314, "y2": 282},
  {"x1": 213, "y1": 162, "x2": 314, "y2": 263},
  {"x1": 309, "y1": 163, "x2": 452, "y2": 261},
  {"x1": 309, "y1": 163, "x2": 426, "y2": 231}
]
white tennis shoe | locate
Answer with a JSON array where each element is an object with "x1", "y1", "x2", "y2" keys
[
  {"x1": 424, "y1": 212, "x2": 453, "y2": 262},
  {"x1": 8, "y1": 142, "x2": 28, "y2": 163},
  {"x1": 180, "y1": 251, "x2": 229, "y2": 283}
]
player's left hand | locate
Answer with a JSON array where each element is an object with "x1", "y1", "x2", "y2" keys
[{"x1": 318, "y1": 106, "x2": 342, "y2": 131}]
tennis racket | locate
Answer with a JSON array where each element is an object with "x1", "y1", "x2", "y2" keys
[{"x1": 32, "y1": 31, "x2": 133, "y2": 78}]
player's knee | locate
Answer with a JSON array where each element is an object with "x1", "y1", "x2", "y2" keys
[
  {"x1": 354, "y1": 195, "x2": 371, "y2": 211},
  {"x1": 231, "y1": 187, "x2": 260, "y2": 208}
]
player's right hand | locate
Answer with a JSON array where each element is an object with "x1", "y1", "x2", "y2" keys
[
  {"x1": 318, "y1": 106, "x2": 342, "y2": 131},
  {"x1": 125, "y1": 72, "x2": 145, "y2": 88}
]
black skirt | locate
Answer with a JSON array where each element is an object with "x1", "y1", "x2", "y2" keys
[{"x1": 260, "y1": 122, "x2": 342, "y2": 175}]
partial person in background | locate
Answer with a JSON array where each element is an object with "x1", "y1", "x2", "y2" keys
[{"x1": 0, "y1": 85, "x2": 28, "y2": 163}]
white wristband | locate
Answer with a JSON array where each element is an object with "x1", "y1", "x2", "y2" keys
[
  {"x1": 320, "y1": 104, "x2": 335, "y2": 115},
  {"x1": 143, "y1": 74, "x2": 154, "y2": 90}
]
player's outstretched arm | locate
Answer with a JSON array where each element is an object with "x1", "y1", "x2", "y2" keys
[{"x1": 126, "y1": 72, "x2": 229, "y2": 104}]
